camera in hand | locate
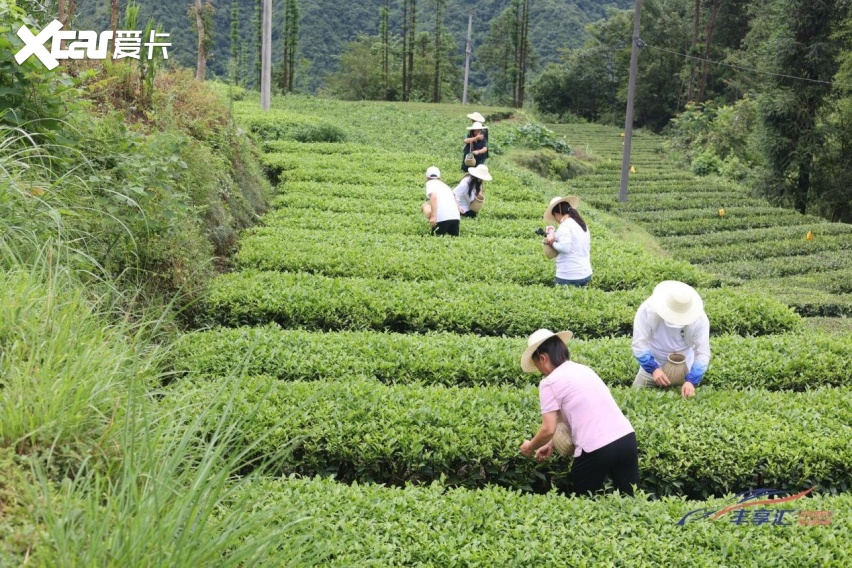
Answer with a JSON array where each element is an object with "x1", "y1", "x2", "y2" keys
[{"x1": 534, "y1": 228, "x2": 546, "y2": 237}]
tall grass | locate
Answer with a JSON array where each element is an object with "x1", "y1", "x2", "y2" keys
[{"x1": 1, "y1": 123, "x2": 313, "y2": 565}]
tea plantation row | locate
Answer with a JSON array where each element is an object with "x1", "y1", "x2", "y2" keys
[
  {"x1": 227, "y1": 476, "x2": 851, "y2": 567},
  {"x1": 174, "y1": 325, "x2": 852, "y2": 390},
  {"x1": 201, "y1": 270, "x2": 799, "y2": 337},
  {"x1": 166, "y1": 375, "x2": 852, "y2": 497}
]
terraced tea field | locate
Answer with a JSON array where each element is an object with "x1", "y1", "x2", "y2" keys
[
  {"x1": 552, "y1": 123, "x2": 852, "y2": 317},
  {"x1": 171, "y1": 98, "x2": 851, "y2": 564}
]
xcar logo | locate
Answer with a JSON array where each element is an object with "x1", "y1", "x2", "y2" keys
[{"x1": 15, "y1": 20, "x2": 170, "y2": 70}]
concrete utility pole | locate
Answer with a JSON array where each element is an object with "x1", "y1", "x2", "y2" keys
[
  {"x1": 619, "y1": 0, "x2": 643, "y2": 202},
  {"x1": 462, "y1": 12, "x2": 473, "y2": 105},
  {"x1": 260, "y1": 0, "x2": 272, "y2": 110}
]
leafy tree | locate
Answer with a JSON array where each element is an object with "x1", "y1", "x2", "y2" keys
[
  {"x1": 191, "y1": 0, "x2": 214, "y2": 81},
  {"x1": 478, "y1": 0, "x2": 535, "y2": 107},
  {"x1": 748, "y1": 0, "x2": 841, "y2": 214},
  {"x1": 0, "y1": 0, "x2": 73, "y2": 133},
  {"x1": 323, "y1": 34, "x2": 399, "y2": 100}
]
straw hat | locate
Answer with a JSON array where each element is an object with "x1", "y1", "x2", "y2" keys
[
  {"x1": 467, "y1": 121, "x2": 485, "y2": 131},
  {"x1": 425, "y1": 166, "x2": 441, "y2": 179},
  {"x1": 543, "y1": 195, "x2": 580, "y2": 224},
  {"x1": 467, "y1": 164, "x2": 492, "y2": 181},
  {"x1": 651, "y1": 281, "x2": 704, "y2": 327},
  {"x1": 467, "y1": 111, "x2": 486, "y2": 122},
  {"x1": 520, "y1": 328, "x2": 573, "y2": 373}
]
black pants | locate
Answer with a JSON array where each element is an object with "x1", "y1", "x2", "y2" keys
[
  {"x1": 571, "y1": 432, "x2": 638, "y2": 496},
  {"x1": 461, "y1": 210, "x2": 478, "y2": 218},
  {"x1": 432, "y1": 219, "x2": 460, "y2": 236}
]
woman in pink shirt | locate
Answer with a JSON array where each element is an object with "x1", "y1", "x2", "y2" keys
[{"x1": 519, "y1": 329, "x2": 638, "y2": 496}]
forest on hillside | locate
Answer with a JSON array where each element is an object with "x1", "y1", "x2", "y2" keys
[
  {"x1": 72, "y1": 0, "x2": 633, "y2": 94},
  {"x1": 51, "y1": 0, "x2": 852, "y2": 220}
]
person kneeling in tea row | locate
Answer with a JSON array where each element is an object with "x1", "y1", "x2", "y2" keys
[{"x1": 631, "y1": 280, "x2": 711, "y2": 398}]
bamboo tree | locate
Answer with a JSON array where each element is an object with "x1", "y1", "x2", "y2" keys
[
  {"x1": 696, "y1": 0, "x2": 724, "y2": 102},
  {"x1": 408, "y1": 0, "x2": 416, "y2": 99},
  {"x1": 433, "y1": 0, "x2": 444, "y2": 102},
  {"x1": 253, "y1": 1, "x2": 262, "y2": 89},
  {"x1": 516, "y1": 0, "x2": 530, "y2": 107},
  {"x1": 381, "y1": 0, "x2": 390, "y2": 99},
  {"x1": 280, "y1": 0, "x2": 299, "y2": 93},
  {"x1": 402, "y1": 0, "x2": 408, "y2": 100},
  {"x1": 231, "y1": 0, "x2": 239, "y2": 85}
]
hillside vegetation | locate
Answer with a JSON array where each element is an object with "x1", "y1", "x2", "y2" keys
[{"x1": 73, "y1": 0, "x2": 632, "y2": 91}]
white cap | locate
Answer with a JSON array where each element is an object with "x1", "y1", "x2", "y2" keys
[{"x1": 425, "y1": 166, "x2": 441, "y2": 179}]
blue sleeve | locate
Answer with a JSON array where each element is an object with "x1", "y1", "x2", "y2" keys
[
  {"x1": 636, "y1": 351, "x2": 659, "y2": 374},
  {"x1": 685, "y1": 361, "x2": 708, "y2": 386}
]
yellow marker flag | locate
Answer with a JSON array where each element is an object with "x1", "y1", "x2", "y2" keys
[
  {"x1": 806, "y1": 230, "x2": 814, "y2": 242},
  {"x1": 718, "y1": 208, "x2": 726, "y2": 217},
  {"x1": 629, "y1": 165, "x2": 636, "y2": 174}
]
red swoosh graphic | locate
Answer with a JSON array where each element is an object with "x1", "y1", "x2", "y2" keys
[{"x1": 709, "y1": 487, "x2": 816, "y2": 521}]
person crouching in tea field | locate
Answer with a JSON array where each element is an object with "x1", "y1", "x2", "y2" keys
[
  {"x1": 453, "y1": 164, "x2": 491, "y2": 218},
  {"x1": 631, "y1": 280, "x2": 710, "y2": 399},
  {"x1": 543, "y1": 196, "x2": 592, "y2": 287},
  {"x1": 423, "y1": 166, "x2": 461, "y2": 236},
  {"x1": 519, "y1": 329, "x2": 638, "y2": 496}
]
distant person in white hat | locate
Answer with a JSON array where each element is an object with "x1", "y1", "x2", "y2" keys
[
  {"x1": 453, "y1": 164, "x2": 492, "y2": 218},
  {"x1": 465, "y1": 111, "x2": 489, "y2": 147},
  {"x1": 631, "y1": 280, "x2": 711, "y2": 398},
  {"x1": 519, "y1": 329, "x2": 638, "y2": 496},
  {"x1": 462, "y1": 121, "x2": 488, "y2": 172},
  {"x1": 543, "y1": 196, "x2": 592, "y2": 287},
  {"x1": 424, "y1": 166, "x2": 461, "y2": 236}
]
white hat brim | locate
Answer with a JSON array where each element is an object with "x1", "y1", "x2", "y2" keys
[
  {"x1": 520, "y1": 330, "x2": 574, "y2": 373},
  {"x1": 468, "y1": 167, "x2": 492, "y2": 181},
  {"x1": 652, "y1": 281, "x2": 704, "y2": 326}
]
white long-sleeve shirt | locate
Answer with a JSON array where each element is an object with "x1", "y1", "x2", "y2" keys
[
  {"x1": 551, "y1": 218, "x2": 592, "y2": 280},
  {"x1": 631, "y1": 298, "x2": 711, "y2": 385}
]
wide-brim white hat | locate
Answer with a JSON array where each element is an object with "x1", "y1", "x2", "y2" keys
[
  {"x1": 467, "y1": 121, "x2": 485, "y2": 131},
  {"x1": 651, "y1": 280, "x2": 704, "y2": 326},
  {"x1": 520, "y1": 329, "x2": 574, "y2": 373},
  {"x1": 543, "y1": 195, "x2": 580, "y2": 224},
  {"x1": 467, "y1": 112, "x2": 486, "y2": 122},
  {"x1": 467, "y1": 164, "x2": 492, "y2": 181}
]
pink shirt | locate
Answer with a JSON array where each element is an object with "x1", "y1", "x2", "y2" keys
[{"x1": 539, "y1": 361, "x2": 634, "y2": 458}]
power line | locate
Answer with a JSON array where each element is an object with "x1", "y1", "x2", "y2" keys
[{"x1": 644, "y1": 42, "x2": 852, "y2": 89}]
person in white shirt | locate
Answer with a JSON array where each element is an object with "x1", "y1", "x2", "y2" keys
[
  {"x1": 631, "y1": 280, "x2": 711, "y2": 399},
  {"x1": 543, "y1": 196, "x2": 592, "y2": 286},
  {"x1": 453, "y1": 164, "x2": 491, "y2": 218},
  {"x1": 424, "y1": 166, "x2": 461, "y2": 236}
]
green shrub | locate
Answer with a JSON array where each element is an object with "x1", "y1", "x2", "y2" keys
[
  {"x1": 235, "y1": 226, "x2": 712, "y2": 290},
  {"x1": 200, "y1": 271, "x2": 799, "y2": 337},
  {"x1": 174, "y1": 326, "x2": 852, "y2": 391},
  {"x1": 230, "y1": 476, "x2": 852, "y2": 567},
  {"x1": 503, "y1": 123, "x2": 571, "y2": 154},
  {"x1": 291, "y1": 123, "x2": 347, "y2": 143},
  {"x1": 691, "y1": 150, "x2": 723, "y2": 176},
  {"x1": 165, "y1": 375, "x2": 852, "y2": 497},
  {"x1": 511, "y1": 149, "x2": 594, "y2": 181}
]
